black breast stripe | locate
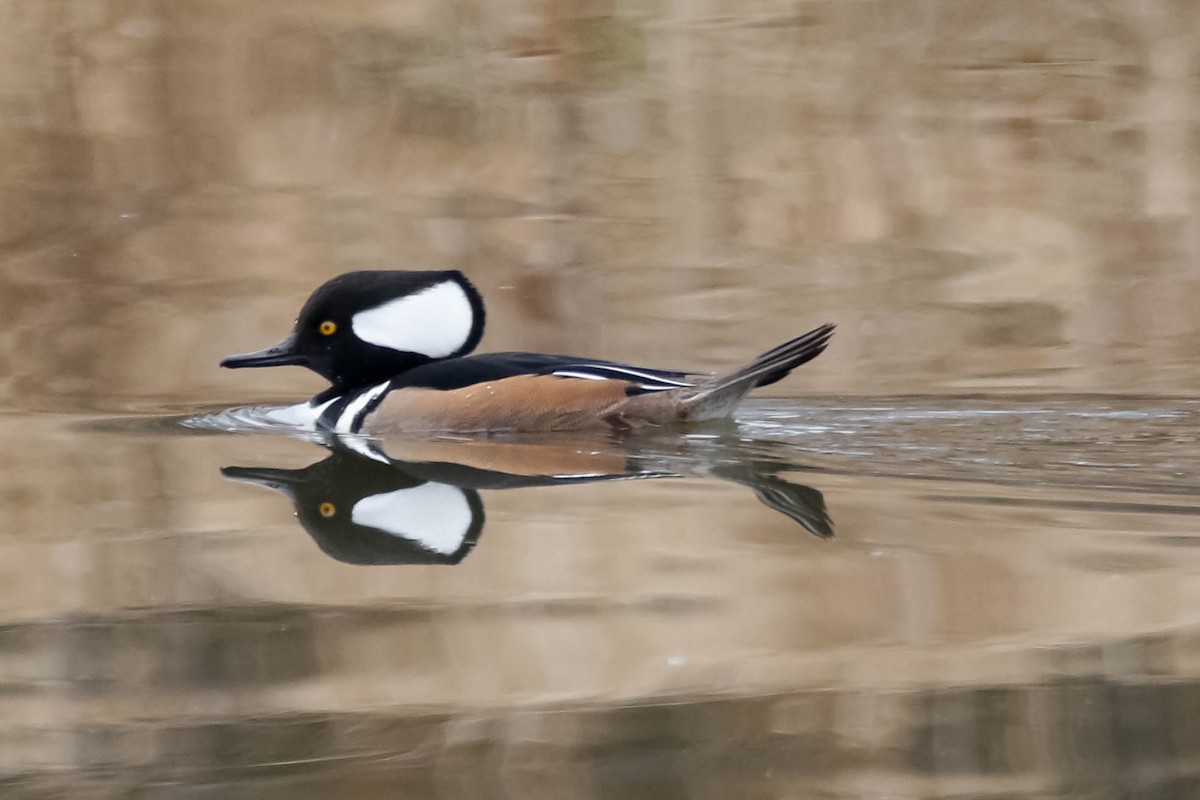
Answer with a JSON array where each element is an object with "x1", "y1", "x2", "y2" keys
[
  {"x1": 316, "y1": 394, "x2": 357, "y2": 432},
  {"x1": 354, "y1": 382, "x2": 392, "y2": 431},
  {"x1": 316, "y1": 382, "x2": 393, "y2": 434}
]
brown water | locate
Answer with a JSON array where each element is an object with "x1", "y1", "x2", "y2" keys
[{"x1": 3, "y1": 2, "x2": 1200, "y2": 798}]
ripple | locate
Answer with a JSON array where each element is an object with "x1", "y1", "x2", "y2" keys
[
  {"x1": 182, "y1": 404, "x2": 321, "y2": 436},
  {"x1": 733, "y1": 396, "x2": 1200, "y2": 495},
  {"x1": 86, "y1": 394, "x2": 1200, "y2": 497}
]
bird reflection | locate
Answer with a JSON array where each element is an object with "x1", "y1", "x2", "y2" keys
[{"x1": 224, "y1": 434, "x2": 833, "y2": 565}]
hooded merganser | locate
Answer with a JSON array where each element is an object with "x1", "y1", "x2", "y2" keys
[{"x1": 221, "y1": 270, "x2": 835, "y2": 434}]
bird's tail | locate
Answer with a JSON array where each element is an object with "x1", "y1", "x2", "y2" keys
[
  {"x1": 681, "y1": 323, "x2": 835, "y2": 420},
  {"x1": 710, "y1": 461, "x2": 834, "y2": 539}
]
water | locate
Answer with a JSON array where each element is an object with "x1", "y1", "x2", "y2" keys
[{"x1": 3, "y1": 2, "x2": 1200, "y2": 797}]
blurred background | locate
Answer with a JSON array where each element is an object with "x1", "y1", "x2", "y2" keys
[
  {"x1": 2, "y1": 1, "x2": 1200, "y2": 798},
  {"x1": 2, "y1": 0, "x2": 1197, "y2": 411}
]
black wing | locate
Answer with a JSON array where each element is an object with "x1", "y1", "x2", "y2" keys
[{"x1": 390, "y1": 352, "x2": 697, "y2": 394}]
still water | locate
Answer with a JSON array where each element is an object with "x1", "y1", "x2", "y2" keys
[{"x1": 3, "y1": 1, "x2": 1200, "y2": 797}]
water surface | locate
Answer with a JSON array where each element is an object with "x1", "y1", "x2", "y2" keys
[{"x1": 2, "y1": 1, "x2": 1200, "y2": 797}]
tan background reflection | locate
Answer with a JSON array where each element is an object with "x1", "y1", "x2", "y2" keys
[
  {"x1": 1, "y1": 0, "x2": 1197, "y2": 414},
  {"x1": 2, "y1": 1, "x2": 1200, "y2": 796}
]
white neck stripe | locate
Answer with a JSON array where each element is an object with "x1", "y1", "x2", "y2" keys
[
  {"x1": 334, "y1": 381, "x2": 391, "y2": 434},
  {"x1": 263, "y1": 397, "x2": 337, "y2": 431}
]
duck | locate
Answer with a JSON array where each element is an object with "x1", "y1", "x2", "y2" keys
[{"x1": 221, "y1": 270, "x2": 835, "y2": 435}]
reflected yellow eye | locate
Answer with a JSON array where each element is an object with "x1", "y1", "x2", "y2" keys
[
  {"x1": 319, "y1": 321, "x2": 337, "y2": 336},
  {"x1": 318, "y1": 502, "x2": 336, "y2": 518}
]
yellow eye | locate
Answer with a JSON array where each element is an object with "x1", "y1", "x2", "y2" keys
[
  {"x1": 319, "y1": 320, "x2": 337, "y2": 336},
  {"x1": 318, "y1": 502, "x2": 336, "y2": 518}
]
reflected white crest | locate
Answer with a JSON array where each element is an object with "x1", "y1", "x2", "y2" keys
[
  {"x1": 351, "y1": 483, "x2": 473, "y2": 555},
  {"x1": 351, "y1": 280, "x2": 475, "y2": 358}
]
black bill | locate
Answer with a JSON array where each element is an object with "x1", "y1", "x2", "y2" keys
[{"x1": 220, "y1": 333, "x2": 303, "y2": 369}]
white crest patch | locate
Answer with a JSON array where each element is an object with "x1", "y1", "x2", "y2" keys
[
  {"x1": 351, "y1": 483, "x2": 473, "y2": 555},
  {"x1": 351, "y1": 280, "x2": 475, "y2": 358}
]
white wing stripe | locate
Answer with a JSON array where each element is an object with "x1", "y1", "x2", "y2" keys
[
  {"x1": 551, "y1": 370, "x2": 609, "y2": 382},
  {"x1": 551, "y1": 365, "x2": 694, "y2": 388}
]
